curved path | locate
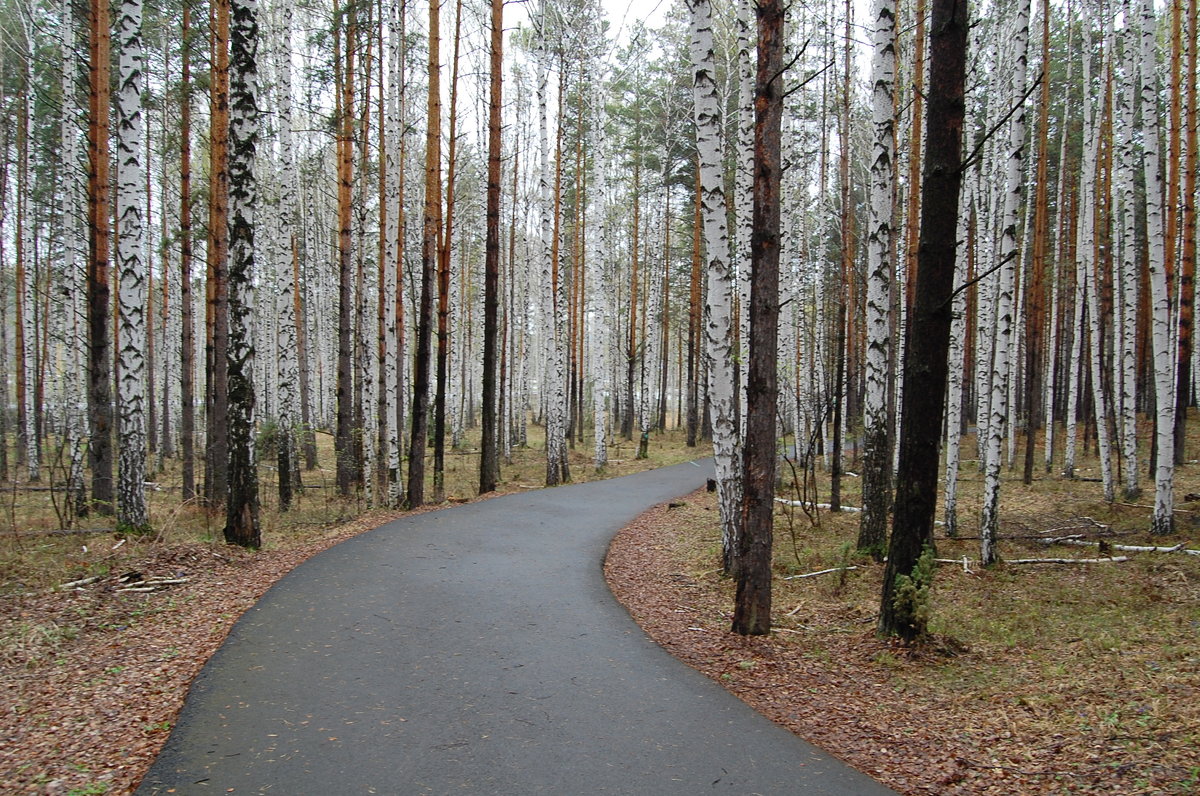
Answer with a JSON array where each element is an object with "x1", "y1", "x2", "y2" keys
[{"x1": 138, "y1": 460, "x2": 895, "y2": 794}]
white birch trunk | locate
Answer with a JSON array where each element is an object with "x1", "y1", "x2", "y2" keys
[
  {"x1": 590, "y1": 125, "x2": 609, "y2": 469},
  {"x1": 1141, "y1": 0, "x2": 1175, "y2": 533},
  {"x1": 860, "y1": 0, "x2": 895, "y2": 552},
  {"x1": 735, "y1": 0, "x2": 753, "y2": 434},
  {"x1": 1116, "y1": 1, "x2": 1140, "y2": 498},
  {"x1": 980, "y1": 0, "x2": 1032, "y2": 565},
  {"x1": 115, "y1": 0, "x2": 148, "y2": 530},
  {"x1": 688, "y1": 0, "x2": 742, "y2": 568},
  {"x1": 944, "y1": 185, "x2": 972, "y2": 537},
  {"x1": 384, "y1": 0, "x2": 402, "y2": 505},
  {"x1": 1077, "y1": 36, "x2": 1115, "y2": 502},
  {"x1": 273, "y1": 2, "x2": 300, "y2": 507},
  {"x1": 61, "y1": 0, "x2": 86, "y2": 512},
  {"x1": 535, "y1": 41, "x2": 561, "y2": 485}
]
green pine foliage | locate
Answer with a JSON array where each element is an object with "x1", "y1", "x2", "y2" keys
[{"x1": 891, "y1": 543, "x2": 935, "y2": 640}]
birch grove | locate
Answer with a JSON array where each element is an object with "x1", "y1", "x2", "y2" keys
[{"x1": 0, "y1": 0, "x2": 1187, "y2": 567}]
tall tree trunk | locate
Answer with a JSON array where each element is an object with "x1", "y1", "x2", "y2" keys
[
  {"x1": 1178, "y1": 0, "x2": 1199, "y2": 462},
  {"x1": 1022, "y1": 0, "x2": 1052, "y2": 486},
  {"x1": 115, "y1": 0, "x2": 149, "y2": 531},
  {"x1": 61, "y1": 0, "x2": 88, "y2": 516},
  {"x1": 224, "y1": 0, "x2": 261, "y2": 548},
  {"x1": 1141, "y1": 0, "x2": 1174, "y2": 533},
  {"x1": 383, "y1": 0, "x2": 405, "y2": 505},
  {"x1": 687, "y1": 0, "x2": 742, "y2": 576},
  {"x1": 479, "y1": 0, "x2": 502, "y2": 495},
  {"x1": 206, "y1": 0, "x2": 231, "y2": 508},
  {"x1": 87, "y1": 0, "x2": 115, "y2": 515},
  {"x1": 274, "y1": 1, "x2": 300, "y2": 511},
  {"x1": 334, "y1": 0, "x2": 357, "y2": 497},
  {"x1": 1116, "y1": 0, "x2": 1141, "y2": 498},
  {"x1": 687, "y1": 165, "x2": 701, "y2": 448},
  {"x1": 15, "y1": 42, "x2": 35, "y2": 481},
  {"x1": 179, "y1": 0, "x2": 196, "y2": 502},
  {"x1": 980, "y1": 0, "x2": 1032, "y2": 566},
  {"x1": 406, "y1": 0, "x2": 440, "y2": 508},
  {"x1": 858, "y1": 0, "x2": 896, "y2": 558},
  {"x1": 879, "y1": 0, "x2": 968, "y2": 640},
  {"x1": 732, "y1": 0, "x2": 782, "y2": 638},
  {"x1": 434, "y1": 0, "x2": 462, "y2": 501}
]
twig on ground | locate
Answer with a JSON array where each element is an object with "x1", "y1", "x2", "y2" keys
[{"x1": 782, "y1": 565, "x2": 859, "y2": 580}]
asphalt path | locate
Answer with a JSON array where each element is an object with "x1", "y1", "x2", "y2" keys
[{"x1": 138, "y1": 459, "x2": 895, "y2": 795}]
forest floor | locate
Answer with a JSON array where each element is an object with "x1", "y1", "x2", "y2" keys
[
  {"x1": 0, "y1": 431, "x2": 694, "y2": 795},
  {"x1": 605, "y1": 467, "x2": 1200, "y2": 795},
  {"x1": 2, "y1": 428, "x2": 1199, "y2": 795}
]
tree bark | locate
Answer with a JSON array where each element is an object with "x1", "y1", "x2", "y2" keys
[
  {"x1": 179, "y1": 0, "x2": 196, "y2": 503},
  {"x1": 879, "y1": 0, "x2": 968, "y2": 640},
  {"x1": 479, "y1": 0, "x2": 502, "y2": 495},
  {"x1": 334, "y1": 0, "x2": 357, "y2": 498},
  {"x1": 115, "y1": 0, "x2": 149, "y2": 532},
  {"x1": 223, "y1": 0, "x2": 261, "y2": 548},
  {"x1": 686, "y1": 0, "x2": 742, "y2": 576},
  {"x1": 858, "y1": 0, "x2": 896, "y2": 558},
  {"x1": 406, "y1": 0, "x2": 441, "y2": 508},
  {"x1": 206, "y1": 0, "x2": 230, "y2": 508},
  {"x1": 732, "y1": 0, "x2": 783, "y2": 637},
  {"x1": 87, "y1": 0, "x2": 114, "y2": 516}
]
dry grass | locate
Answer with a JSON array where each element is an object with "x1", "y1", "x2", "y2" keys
[
  {"x1": 0, "y1": 422, "x2": 701, "y2": 598},
  {"x1": 642, "y1": 424, "x2": 1200, "y2": 794}
]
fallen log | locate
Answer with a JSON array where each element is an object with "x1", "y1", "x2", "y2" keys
[
  {"x1": 782, "y1": 565, "x2": 859, "y2": 580},
  {"x1": 1045, "y1": 539, "x2": 1200, "y2": 556},
  {"x1": 934, "y1": 556, "x2": 1130, "y2": 566},
  {"x1": 774, "y1": 498, "x2": 863, "y2": 512}
]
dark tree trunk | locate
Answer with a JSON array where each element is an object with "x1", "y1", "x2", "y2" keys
[
  {"x1": 334, "y1": 0, "x2": 357, "y2": 497},
  {"x1": 687, "y1": 166, "x2": 701, "y2": 447},
  {"x1": 181, "y1": 52, "x2": 196, "y2": 505},
  {"x1": 407, "y1": 0, "x2": 441, "y2": 508},
  {"x1": 1175, "y1": 0, "x2": 1198, "y2": 464},
  {"x1": 206, "y1": 0, "x2": 230, "y2": 508},
  {"x1": 879, "y1": 0, "x2": 969, "y2": 641},
  {"x1": 435, "y1": 0, "x2": 462, "y2": 501},
  {"x1": 87, "y1": 0, "x2": 114, "y2": 515},
  {"x1": 732, "y1": 0, "x2": 783, "y2": 637},
  {"x1": 479, "y1": 0, "x2": 502, "y2": 494}
]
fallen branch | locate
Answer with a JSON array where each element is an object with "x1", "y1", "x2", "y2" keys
[
  {"x1": 1046, "y1": 539, "x2": 1200, "y2": 556},
  {"x1": 55, "y1": 575, "x2": 102, "y2": 590},
  {"x1": 935, "y1": 556, "x2": 1129, "y2": 566},
  {"x1": 782, "y1": 565, "x2": 859, "y2": 580},
  {"x1": 774, "y1": 498, "x2": 862, "y2": 512},
  {"x1": 1005, "y1": 556, "x2": 1129, "y2": 564},
  {"x1": 1118, "y1": 501, "x2": 1196, "y2": 514}
]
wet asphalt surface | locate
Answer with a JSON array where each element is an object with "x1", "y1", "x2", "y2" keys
[{"x1": 137, "y1": 459, "x2": 895, "y2": 795}]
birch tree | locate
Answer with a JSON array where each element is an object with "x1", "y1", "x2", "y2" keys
[
  {"x1": 1116, "y1": 0, "x2": 1140, "y2": 499},
  {"x1": 273, "y1": 1, "x2": 300, "y2": 510},
  {"x1": 980, "y1": 0, "x2": 1032, "y2": 566},
  {"x1": 1140, "y1": 0, "x2": 1174, "y2": 534},
  {"x1": 114, "y1": 0, "x2": 150, "y2": 531},
  {"x1": 858, "y1": 0, "x2": 896, "y2": 559},
  {"x1": 223, "y1": 0, "x2": 261, "y2": 547},
  {"x1": 686, "y1": 0, "x2": 741, "y2": 575}
]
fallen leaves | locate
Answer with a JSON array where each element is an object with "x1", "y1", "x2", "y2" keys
[{"x1": 604, "y1": 489, "x2": 1200, "y2": 796}]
